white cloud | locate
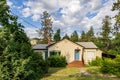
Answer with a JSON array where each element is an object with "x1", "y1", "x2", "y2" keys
[
  {"x1": 24, "y1": 27, "x2": 39, "y2": 38},
  {"x1": 7, "y1": 0, "x2": 13, "y2": 7},
  {"x1": 32, "y1": 14, "x2": 40, "y2": 21},
  {"x1": 22, "y1": 8, "x2": 31, "y2": 17},
  {"x1": 80, "y1": 0, "x2": 117, "y2": 31},
  {"x1": 20, "y1": 0, "x2": 116, "y2": 37}
]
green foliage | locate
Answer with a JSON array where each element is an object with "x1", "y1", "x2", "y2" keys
[
  {"x1": 47, "y1": 55, "x2": 67, "y2": 67},
  {"x1": 53, "y1": 28, "x2": 61, "y2": 42},
  {"x1": 101, "y1": 58, "x2": 117, "y2": 74},
  {"x1": 86, "y1": 26, "x2": 95, "y2": 42},
  {"x1": 0, "y1": 1, "x2": 49, "y2": 80},
  {"x1": 100, "y1": 16, "x2": 112, "y2": 52},
  {"x1": 89, "y1": 57, "x2": 103, "y2": 66},
  {"x1": 80, "y1": 31, "x2": 86, "y2": 41},
  {"x1": 63, "y1": 34, "x2": 70, "y2": 40},
  {"x1": 70, "y1": 30, "x2": 79, "y2": 42},
  {"x1": 101, "y1": 56, "x2": 120, "y2": 77},
  {"x1": 112, "y1": 0, "x2": 120, "y2": 33}
]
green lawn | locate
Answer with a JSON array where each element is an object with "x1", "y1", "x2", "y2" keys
[
  {"x1": 41, "y1": 67, "x2": 120, "y2": 80},
  {"x1": 42, "y1": 76, "x2": 120, "y2": 80},
  {"x1": 48, "y1": 67, "x2": 80, "y2": 74}
]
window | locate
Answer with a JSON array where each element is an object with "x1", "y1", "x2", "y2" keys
[{"x1": 50, "y1": 50, "x2": 61, "y2": 56}]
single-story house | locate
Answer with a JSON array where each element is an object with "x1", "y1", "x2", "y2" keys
[{"x1": 33, "y1": 39, "x2": 102, "y2": 64}]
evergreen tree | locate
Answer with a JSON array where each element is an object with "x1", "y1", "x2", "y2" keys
[
  {"x1": 37, "y1": 11, "x2": 53, "y2": 43},
  {"x1": 100, "y1": 16, "x2": 111, "y2": 52},
  {"x1": 80, "y1": 31, "x2": 86, "y2": 41},
  {"x1": 70, "y1": 30, "x2": 79, "y2": 42},
  {"x1": 112, "y1": 0, "x2": 120, "y2": 34},
  {"x1": 86, "y1": 26, "x2": 95, "y2": 41},
  {"x1": 108, "y1": 33, "x2": 120, "y2": 55},
  {"x1": 63, "y1": 34, "x2": 70, "y2": 40},
  {"x1": 108, "y1": 0, "x2": 120, "y2": 55},
  {"x1": 0, "y1": 1, "x2": 48, "y2": 80},
  {"x1": 53, "y1": 28, "x2": 61, "y2": 42}
]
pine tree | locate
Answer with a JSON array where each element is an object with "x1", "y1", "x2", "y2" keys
[
  {"x1": 80, "y1": 31, "x2": 86, "y2": 41},
  {"x1": 70, "y1": 30, "x2": 79, "y2": 42},
  {"x1": 107, "y1": 0, "x2": 120, "y2": 55},
  {"x1": 112, "y1": 0, "x2": 120, "y2": 34},
  {"x1": 0, "y1": 1, "x2": 48, "y2": 80},
  {"x1": 53, "y1": 28, "x2": 61, "y2": 42},
  {"x1": 100, "y1": 16, "x2": 111, "y2": 52},
  {"x1": 37, "y1": 11, "x2": 53, "y2": 43},
  {"x1": 63, "y1": 34, "x2": 70, "y2": 40},
  {"x1": 86, "y1": 26, "x2": 95, "y2": 41}
]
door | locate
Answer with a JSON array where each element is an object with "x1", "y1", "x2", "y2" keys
[{"x1": 74, "y1": 50, "x2": 80, "y2": 61}]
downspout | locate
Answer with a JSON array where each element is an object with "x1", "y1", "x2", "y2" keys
[{"x1": 82, "y1": 47, "x2": 84, "y2": 64}]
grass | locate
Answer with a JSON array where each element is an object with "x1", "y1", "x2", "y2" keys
[
  {"x1": 48, "y1": 67, "x2": 80, "y2": 74},
  {"x1": 42, "y1": 76, "x2": 120, "y2": 80},
  {"x1": 41, "y1": 67, "x2": 120, "y2": 80}
]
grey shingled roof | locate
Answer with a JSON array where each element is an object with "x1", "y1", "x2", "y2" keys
[
  {"x1": 76, "y1": 42, "x2": 98, "y2": 48},
  {"x1": 33, "y1": 42, "x2": 97, "y2": 50},
  {"x1": 33, "y1": 44, "x2": 48, "y2": 50}
]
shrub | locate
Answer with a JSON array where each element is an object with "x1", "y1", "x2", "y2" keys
[
  {"x1": 47, "y1": 55, "x2": 67, "y2": 67},
  {"x1": 100, "y1": 56, "x2": 120, "y2": 77},
  {"x1": 89, "y1": 57, "x2": 103, "y2": 66},
  {"x1": 101, "y1": 58, "x2": 117, "y2": 74}
]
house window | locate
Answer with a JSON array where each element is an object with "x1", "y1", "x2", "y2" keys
[{"x1": 50, "y1": 50, "x2": 61, "y2": 56}]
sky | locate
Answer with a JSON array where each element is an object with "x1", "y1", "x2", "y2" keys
[{"x1": 7, "y1": 0, "x2": 117, "y2": 38}]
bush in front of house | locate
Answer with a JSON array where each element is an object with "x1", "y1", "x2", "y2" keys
[
  {"x1": 47, "y1": 55, "x2": 67, "y2": 67},
  {"x1": 89, "y1": 57, "x2": 103, "y2": 66},
  {"x1": 100, "y1": 56, "x2": 120, "y2": 77}
]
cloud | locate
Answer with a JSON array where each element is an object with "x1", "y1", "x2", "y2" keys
[
  {"x1": 32, "y1": 14, "x2": 40, "y2": 21},
  {"x1": 20, "y1": 0, "x2": 116, "y2": 37},
  {"x1": 7, "y1": 0, "x2": 13, "y2": 7},
  {"x1": 22, "y1": 8, "x2": 31, "y2": 17},
  {"x1": 24, "y1": 27, "x2": 39, "y2": 38}
]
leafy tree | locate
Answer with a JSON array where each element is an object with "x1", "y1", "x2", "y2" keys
[
  {"x1": 70, "y1": 30, "x2": 79, "y2": 42},
  {"x1": 0, "y1": 1, "x2": 48, "y2": 80},
  {"x1": 86, "y1": 26, "x2": 95, "y2": 41},
  {"x1": 37, "y1": 11, "x2": 53, "y2": 43},
  {"x1": 100, "y1": 16, "x2": 111, "y2": 52},
  {"x1": 53, "y1": 28, "x2": 61, "y2": 42},
  {"x1": 80, "y1": 31, "x2": 86, "y2": 41},
  {"x1": 62, "y1": 34, "x2": 70, "y2": 40}
]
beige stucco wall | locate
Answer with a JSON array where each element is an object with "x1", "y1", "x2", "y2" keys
[
  {"x1": 84, "y1": 49, "x2": 102, "y2": 64},
  {"x1": 48, "y1": 39, "x2": 83, "y2": 63},
  {"x1": 96, "y1": 49, "x2": 102, "y2": 58}
]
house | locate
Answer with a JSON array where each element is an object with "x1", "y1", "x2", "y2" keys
[{"x1": 33, "y1": 39, "x2": 102, "y2": 65}]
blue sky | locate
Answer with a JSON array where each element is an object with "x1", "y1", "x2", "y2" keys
[{"x1": 7, "y1": 0, "x2": 116, "y2": 38}]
